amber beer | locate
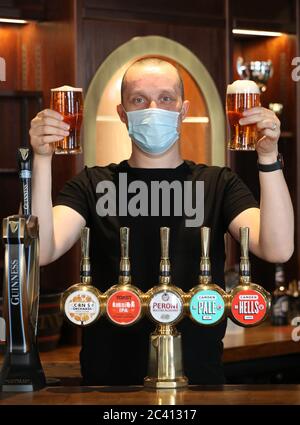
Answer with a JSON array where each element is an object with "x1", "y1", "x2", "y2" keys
[
  {"x1": 50, "y1": 85, "x2": 83, "y2": 154},
  {"x1": 226, "y1": 80, "x2": 260, "y2": 150}
]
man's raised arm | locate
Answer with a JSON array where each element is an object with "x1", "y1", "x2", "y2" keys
[{"x1": 30, "y1": 109, "x2": 85, "y2": 265}]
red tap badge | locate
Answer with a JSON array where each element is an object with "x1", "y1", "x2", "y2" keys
[
  {"x1": 231, "y1": 289, "x2": 267, "y2": 325},
  {"x1": 106, "y1": 290, "x2": 141, "y2": 325}
]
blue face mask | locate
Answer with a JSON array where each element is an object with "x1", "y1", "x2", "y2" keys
[{"x1": 126, "y1": 108, "x2": 180, "y2": 155}]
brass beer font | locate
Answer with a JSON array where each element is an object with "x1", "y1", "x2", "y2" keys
[
  {"x1": 104, "y1": 227, "x2": 144, "y2": 326},
  {"x1": 144, "y1": 227, "x2": 187, "y2": 389},
  {"x1": 229, "y1": 227, "x2": 271, "y2": 327},
  {"x1": 187, "y1": 227, "x2": 228, "y2": 325},
  {"x1": 61, "y1": 227, "x2": 102, "y2": 326},
  {"x1": 0, "y1": 148, "x2": 46, "y2": 392}
]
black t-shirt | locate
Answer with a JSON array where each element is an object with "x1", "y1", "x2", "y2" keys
[{"x1": 55, "y1": 159, "x2": 258, "y2": 385}]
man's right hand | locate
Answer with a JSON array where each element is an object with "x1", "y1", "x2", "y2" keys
[{"x1": 29, "y1": 109, "x2": 70, "y2": 156}]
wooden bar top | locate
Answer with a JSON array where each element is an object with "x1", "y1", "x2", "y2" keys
[
  {"x1": 1, "y1": 384, "x2": 300, "y2": 405},
  {"x1": 223, "y1": 323, "x2": 300, "y2": 362},
  {"x1": 1, "y1": 324, "x2": 300, "y2": 381}
]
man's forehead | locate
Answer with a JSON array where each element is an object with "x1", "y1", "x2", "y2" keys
[{"x1": 124, "y1": 64, "x2": 181, "y2": 92}]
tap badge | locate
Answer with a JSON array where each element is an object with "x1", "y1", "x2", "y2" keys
[
  {"x1": 231, "y1": 289, "x2": 267, "y2": 325},
  {"x1": 64, "y1": 290, "x2": 100, "y2": 325},
  {"x1": 190, "y1": 290, "x2": 225, "y2": 324},
  {"x1": 106, "y1": 290, "x2": 141, "y2": 325},
  {"x1": 149, "y1": 290, "x2": 183, "y2": 324}
]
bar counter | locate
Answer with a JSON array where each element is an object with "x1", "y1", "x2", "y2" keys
[
  {"x1": 4, "y1": 323, "x2": 295, "y2": 381},
  {"x1": 1, "y1": 324, "x2": 300, "y2": 405},
  {"x1": 1, "y1": 384, "x2": 300, "y2": 405}
]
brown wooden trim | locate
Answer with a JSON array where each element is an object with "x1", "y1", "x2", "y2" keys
[
  {"x1": 82, "y1": 7, "x2": 226, "y2": 27},
  {"x1": 0, "y1": 91, "x2": 43, "y2": 98},
  {"x1": 0, "y1": 169, "x2": 18, "y2": 174},
  {"x1": 233, "y1": 18, "x2": 296, "y2": 34}
]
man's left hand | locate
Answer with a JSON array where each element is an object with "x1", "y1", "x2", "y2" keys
[{"x1": 239, "y1": 106, "x2": 281, "y2": 162}]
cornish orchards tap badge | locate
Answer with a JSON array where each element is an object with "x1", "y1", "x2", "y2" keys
[
  {"x1": 190, "y1": 290, "x2": 225, "y2": 324},
  {"x1": 149, "y1": 291, "x2": 183, "y2": 323},
  {"x1": 65, "y1": 290, "x2": 100, "y2": 325},
  {"x1": 231, "y1": 289, "x2": 267, "y2": 325},
  {"x1": 106, "y1": 290, "x2": 141, "y2": 325}
]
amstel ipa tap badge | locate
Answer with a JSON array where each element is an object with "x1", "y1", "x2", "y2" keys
[
  {"x1": 64, "y1": 287, "x2": 102, "y2": 326},
  {"x1": 149, "y1": 290, "x2": 183, "y2": 324},
  {"x1": 106, "y1": 289, "x2": 142, "y2": 325}
]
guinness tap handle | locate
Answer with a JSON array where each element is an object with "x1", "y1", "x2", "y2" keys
[
  {"x1": 81, "y1": 227, "x2": 90, "y2": 259},
  {"x1": 120, "y1": 227, "x2": 129, "y2": 258},
  {"x1": 17, "y1": 148, "x2": 32, "y2": 218},
  {"x1": 160, "y1": 227, "x2": 170, "y2": 259},
  {"x1": 240, "y1": 227, "x2": 249, "y2": 259},
  {"x1": 200, "y1": 227, "x2": 210, "y2": 258}
]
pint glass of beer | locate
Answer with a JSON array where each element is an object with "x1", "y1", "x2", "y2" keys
[
  {"x1": 50, "y1": 85, "x2": 83, "y2": 154},
  {"x1": 226, "y1": 80, "x2": 260, "y2": 151}
]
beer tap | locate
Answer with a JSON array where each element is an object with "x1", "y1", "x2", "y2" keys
[
  {"x1": 104, "y1": 227, "x2": 144, "y2": 326},
  {"x1": 61, "y1": 227, "x2": 102, "y2": 326},
  {"x1": 144, "y1": 227, "x2": 187, "y2": 389},
  {"x1": 188, "y1": 227, "x2": 228, "y2": 325},
  {"x1": 229, "y1": 227, "x2": 271, "y2": 327},
  {"x1": 0, "y1": 148, "x2": 46, "y2": 392}
]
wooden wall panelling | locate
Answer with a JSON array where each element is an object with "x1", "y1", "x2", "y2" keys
[
  {"x1": 0, "y1": 0, "x2": 81, "y2": 296},
  {"x1": 296, "y1": 0, "x2": 300, "y2": 283},
  {"x1": 230, "y1": 34, "x2": 297, "y2": 290},
  {"x1": 81, "y1": 0, "x2": 225, "y2": 27}
]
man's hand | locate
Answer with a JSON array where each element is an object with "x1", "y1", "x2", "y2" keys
[
  {"x1": 30, "y1": 109, "x2": 70, "y2": 156},
  {"x1": 239, "y1": 106, "x2": 281, "y2": 163}
]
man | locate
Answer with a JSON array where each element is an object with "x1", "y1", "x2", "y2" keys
[{"x1": 30, "y1": 58, "x2": 294, "y2": 385}]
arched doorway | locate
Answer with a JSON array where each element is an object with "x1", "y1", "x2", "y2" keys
[{"x1": 84, "y1": 36, "x2": 225, "y2": 167}]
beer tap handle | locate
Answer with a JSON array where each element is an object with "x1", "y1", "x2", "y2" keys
[
  {"x1": 240, "y1": 227, "x2": 249, "y2": 259},
  {"x1": 17, "y1": 148, "x2": 32, "y2": 218},
  {"x1": 119, "y1": 227, "x2": 130, "y2": 282},
  {"x1": 200, "y1": 227, "x2": 210, "y2": 258},
  {"x1": 160, "y1": 227, "x2": 170, "y2": 260},
  {"x1": 81, "y1": 227, "x2": 90, "y2": 259},
  {"x1": 120, "y1": 227, "x2": 129, "y2": 258}
]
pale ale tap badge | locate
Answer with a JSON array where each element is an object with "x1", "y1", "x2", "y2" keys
[
  {"x1": 226, "y1": 80, "x2": 260, "y2": 151},
  {"x1": 0, "y1": 148, "x2": 46, "y2": 392},
  {"x1": 229, "y1": 227, "x2": 271, "y2": 327},
  {"x1": 188, "y1": 227, "x2": 228, "y2": 325},
  {"x1": 144, "y1": 227, "x2": 188, "y2": 389},
  {"x1": 104, "y1": 227, "x2": 143, "y2": 326},
  {"x1": 61, "y1": 227, "x2": 102, "y2": 326}
]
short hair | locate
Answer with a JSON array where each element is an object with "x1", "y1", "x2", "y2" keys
[{"x1": 121, "y1": 57, "x2": 184, "y2": 104}]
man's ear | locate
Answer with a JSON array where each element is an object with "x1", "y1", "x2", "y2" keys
[
  {"x1": 117, "y1": 104, "x2": 128, "y2": 125},
  {"x1": 181, "y1": 100, "x2": 190, "y2": 121}
]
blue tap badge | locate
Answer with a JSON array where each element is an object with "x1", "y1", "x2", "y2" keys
[{"x1": 190, "y1": 290, "x2": 225, "y2": 324}]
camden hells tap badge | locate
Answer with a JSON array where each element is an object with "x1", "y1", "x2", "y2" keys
[
  {"x1": 231, "y1": 289, "x2": 267, "y2": 325},
  {"x1": 64, "y1": 290, "x2": 101, "y2": 326},
  {"x1": 149, "y1": 291, "x2": 183, "y2": 324},
  {"x1": 106, "y1": 290, "x2": 142, "y2": 325}
]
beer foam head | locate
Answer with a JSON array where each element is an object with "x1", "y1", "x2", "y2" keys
[
  {"x1": 51, "y1": 85, "x2": 82, "y2": 92},
  {"x1": 227, "y1": 80, "x2": 260, "y2": 94}
]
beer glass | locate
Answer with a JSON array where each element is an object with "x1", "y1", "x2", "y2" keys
[
  {"x1": 226, "y1": 80, "x2": 260, "y2": 151},
  {"x1": 50, "y1": 85, "x2": 83, "y2": 154}
]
